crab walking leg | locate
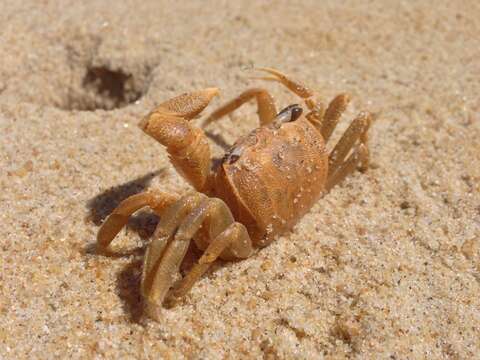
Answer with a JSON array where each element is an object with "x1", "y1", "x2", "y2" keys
[
  {"x1": 142, "y1": 195, "x2": 224, "y2": 319},
  {"x1": 320, "y1": 94, "x2": 351, "y2": 142},
  {"x1": 253, "y1": 68, "x2": 315, "y2": 99},
  {"x1": 172, "y1": 220, "x2": 253, "y2": 298},
  {"x1": 325, "y1": 144, "x2": 369, "y2": 192},
  {"x1": 328, "y1": 112, "x2": 371, "y2": 174},
  {"x1": 204, "y1": 88, "x2": 277, "y2": 126},
  {"x1": 252, "y1": 68, "x2": 327, "y2": 130},
  {"x1": 96, "y1": 191, "x2": 179, "y2": 251},
  {"x1": 141, "y1": 193, "x2": 205, "y2": 297},
  {"x1": 139, "y1": 89, "x2": 219, "y2": 192}
]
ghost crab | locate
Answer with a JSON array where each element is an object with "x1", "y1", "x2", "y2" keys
[{"x1": 97, "y1": 68, "x2": 372, "y2": 320}]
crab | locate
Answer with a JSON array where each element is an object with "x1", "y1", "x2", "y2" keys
[{"x1": 96, "y1": 68, "x2": 371, "y2": 320}]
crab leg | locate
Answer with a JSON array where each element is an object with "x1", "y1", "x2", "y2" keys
[
  {"x1": 141, "y1": 193, "x2": 208, "y2": 318},
  {"x1": 96, "y1": 191, "x2": 178, "y2": 252},
  {"x1": 320, "y1": 94, "x2": 351, "y2": 142},
  {"x1": 325, "y1": 144, "x2": 369, "y2": 191},
  {"x1": 253, "y1": 67, "x2": 315, "y2": 99},
  {"x1": 140, "y1": 89, "x2": 218, "y2": 192},
  {"x1": 173, "y1": 223, "x2": 253, "y2": 297},
  {"x1": 252, "y1": 68, "x2": 329, "y2": 130},
  {"x1": 141, "y1": 194, "x2": 254, "y2": 319},
  {"x1": 328, "y1": 111, "x2": 371, "y2": 174},
  {"x1": 204, "y1": 87, "x2": 277, "y2": 126},
  {"x1": 172, "y1": 215, "x2": 253, "y2": 299}
]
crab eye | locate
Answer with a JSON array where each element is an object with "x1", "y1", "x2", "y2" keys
[
  {"x1": 275, "y1": 104, "x2": 303, "y2": 123},
  {"x1": 223, "y1": 145, "x2": 244, "y2": 164},
  {"x1": 226, "y1": 154, "x2": 240, "y2": 164}
]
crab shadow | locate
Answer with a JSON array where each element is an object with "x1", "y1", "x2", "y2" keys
[
  {"x1": 86, "y1": 169, "x2": 166, "y2": 227},
  {"x1": 85, "y1": 170, "x2": 171, "y2": 257},
  {"x1": 116, "y1": 259, "x2": 145, "y2": 323}
]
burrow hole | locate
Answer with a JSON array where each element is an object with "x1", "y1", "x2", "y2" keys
[{"x1": 66, "y1": 65, "x2": 150, "y2": 111}]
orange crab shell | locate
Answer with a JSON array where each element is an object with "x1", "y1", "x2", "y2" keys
[{"x1": 212, "y1": 115, "x2": 329, "y2": 247}]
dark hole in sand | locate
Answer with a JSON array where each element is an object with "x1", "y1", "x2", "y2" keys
[
  {"x1": 61, "y1": 64, "x2": 149, "y2": 111},
  {"x1": 78, "y1": 66, "x2": 144, "y2": 111}
]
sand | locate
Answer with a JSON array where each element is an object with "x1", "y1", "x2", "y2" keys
[{"x1": 1, "y1": 0, "x2": 479, "y2": 358}]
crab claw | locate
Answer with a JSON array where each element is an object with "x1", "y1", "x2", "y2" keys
[{"x1": 146, "y1": 88, "x2": 220, "y2": 121}]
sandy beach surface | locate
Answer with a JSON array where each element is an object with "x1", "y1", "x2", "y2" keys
[{"x1": 1, "y1": 1, "x2": 479, "y2": 358}]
